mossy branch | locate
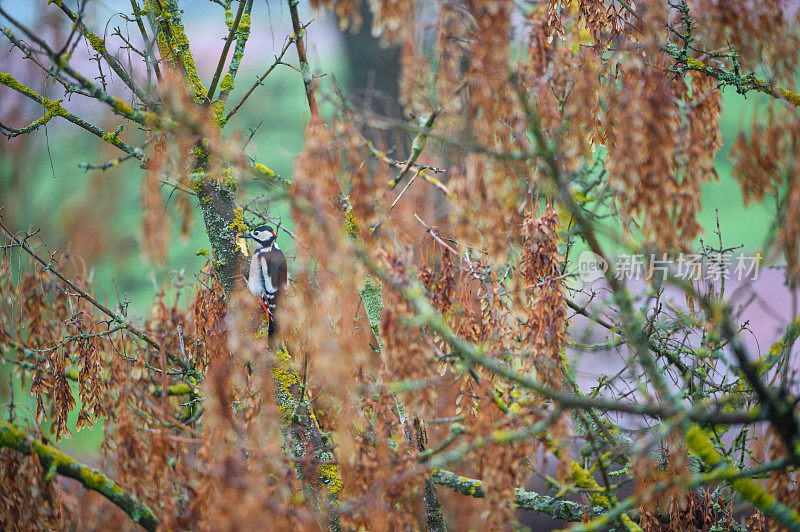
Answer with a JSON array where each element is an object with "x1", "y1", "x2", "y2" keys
[
  {"x1": 216, "y1": 0, "x2": 254, "y2": 115},
  {"x1": 146, "y1": 0, "x2": 208, "y2": 102},
  {"x1": 287, "y1": 0, "x2": 318, "y2": 117},
  {"x1": 359, "y1": 275, "x2": 384, "y2": 353},
  {"x1": 0, "y1": 70, "x2": 140, "y2": 154},
  {"x1": 430, "y1": 468, "x2": 603, "y2": 521},
  {"x1": 152, "y1": 381, "x2": 195, "y2": 397},
  {"x1": 270, "y1": 344, "x2": 341, "y2": 531},
  {"x1": 49, "y1": 0, "x2": 150, "y2": 105},
  {"x1": 207, "y1": 0, "x2": 249, "y2": 102},
  {"x1": 0, "y1": 14, "x2": 172, "y2": 129},
  {"x1": 252, "y1": 160, "x2": 292, "y2": 187},
  {"x1": 686, "y1": 425, "x2": 800, "y2": 531},
  {"x1": 667, "y1": 44, "x2": 800, "y2": 107},
  {"x1": 0, "y1": 420, "x2": 158, "y2": 531},
  {"x1": 387, "y1": 109, "x2": 441, "y2": 190}
]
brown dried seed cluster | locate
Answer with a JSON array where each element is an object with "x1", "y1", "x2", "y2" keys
[{"x1": 5, "y1": 0, "x2": 800, "y2": 529}]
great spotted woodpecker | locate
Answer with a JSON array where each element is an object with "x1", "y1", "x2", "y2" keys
[{"x1": 240, "y1": 225, "x2": 287, "y2": 336}]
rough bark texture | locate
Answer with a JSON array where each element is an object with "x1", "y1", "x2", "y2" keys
[
  {"x1": 196, "y1": 180, "x2": 243, "y2": 294},
  {"x1": 272, "y1": 345, "x2": 342, "y2": 530},
  {"x1": 430, "y1": 468, "x2": 603, "y2": 521}
]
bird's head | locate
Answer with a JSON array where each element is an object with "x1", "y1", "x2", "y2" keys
[{"x1": 240, "y1": 225, "x2": 276, "y2": 248}]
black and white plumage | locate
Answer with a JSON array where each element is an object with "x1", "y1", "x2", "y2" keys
[{"x1": 240, "y1": 225, "x2": 287, "y2": 336}]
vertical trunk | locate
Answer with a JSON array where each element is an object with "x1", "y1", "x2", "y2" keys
[{"x1": 196, "y1": 180, "x2": 242, "y2": 295}]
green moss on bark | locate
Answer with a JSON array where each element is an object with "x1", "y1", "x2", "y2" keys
[{"x1": 0, "y1": 421, "x2": 158, "y2": 531}]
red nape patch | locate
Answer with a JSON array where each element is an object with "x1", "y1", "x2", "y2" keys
[{"x1": 260, "y1": 299, "x2": 270, "y2": 321}]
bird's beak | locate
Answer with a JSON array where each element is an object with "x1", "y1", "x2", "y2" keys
[{"x1": 239, "y1": 233, "x2": 254, "y2": 240}]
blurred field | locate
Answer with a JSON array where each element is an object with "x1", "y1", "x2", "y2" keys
[{"x1": 699, "y1": 90, "x2": 773, "y2": 251}]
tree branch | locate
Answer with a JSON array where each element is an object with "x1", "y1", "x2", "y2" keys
[
  {"x1": 430, "y1": 468, "x2": 603, "y2": 520},
  {"x1": 271, "y1": 344, "x2": 341, "y2": 531},
  {"x1": 207, "y1": 0, "x2": 248, "y2": 101},
  {"x1": 0, "y1": 420, "x2": 158, "y2": 531},
  {"x1": 354, "y1": 246, "x2": 764, "y2": 425},
  {"x1": 0, "y1": 70, "x2": 140, "y2": 155},
  {"x1": 665, "y1": 44, "x2": 800, "y2": 107},
  {"x1": 0, "y1": 217, "x2": 186, "y2": 371},
  {"x1": 225, "y1": 38, "x2": 293, "y2": 122},
  {"x1": 50, "y1": 0, "x2": 150, "y2": 105},
  {"x1": 287, "y1": 0, "x2": 318, "y2": 117}
]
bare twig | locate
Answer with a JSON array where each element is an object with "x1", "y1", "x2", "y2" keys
[
  {"x1": 225, "y1": 38, "x2": 293, "y2": 122},
  {"x1": 0, "y1": 217, "x2": 186, "y2": 370},
  {"x1": 287, "y1": 0, "x2": 318, "y2": 117},
  {"x1": 207, "y1": 0, "x2": 248, "y2": 101}
]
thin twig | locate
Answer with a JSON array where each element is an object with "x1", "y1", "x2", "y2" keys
[
  {"x1": 414, "y1": 213, "x2": 458, "y2": 255},
  {"x1": 0, "y1": 217, "x2": 186, "y2": 370},
  {"x1": 225, "y1": 38, "x2": 293, "y2": 121},
  {"x1": 207, "y1": 0, "x2": 247, "y2": 101},
  {"x1": 388, "y1": 108, "x2": 441, "y2": 190},
  {"x1": 287, "y1": 0, "x2": 318, "y2": 117}
]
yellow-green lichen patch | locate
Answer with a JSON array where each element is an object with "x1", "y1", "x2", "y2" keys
[
  {"x1": 26, "y1": 99, "x2": 66, "y2": 132},
  {"x1": 455, "y1": 475, "x2": 480, "y2": 495},
  {"x1": 1, "y1": 72, "x2": 50, "y2": 106},
  {"x1": 620, "y1": 513, "x2": 643, "y2": 532},
  {"x1": 191, "y1": 144, "x2": 210, "y2": 161},
  {"x1": 221, "y1": 165, "x2": 238, "y2": 190},
  {"x1": 0, "y1": 72, "x2": 69, "y2": 132},
  {"x1": 778, "y1": 87, "x2": 800, "y2": 106},
  {"x1": 86, "y1": 33, "x2": 107, "y2": 54},
  {"x1": 211, "y1": 99, "x2": 226, "y2": 126},
  {"x1": 319, "y1": 463, "x2": 343, "y2": 495},
  {"x1": 686, "y1": 424, "x2": 800, "y2": 526},
  {"x1": 79, "y1": 466, "x2": 113, "y2": 492},
  {"x1": 253, "y1": 162, "x2": 276, "y2": 178},
  {"x1": 238, "y1": 13, "x2": 251, "y2": 33},
  {"x1": 154, "y1": 30, "x2": 173, "y2": 65},
  {"x1": 270, "y1": 347, "x2": 300, "y2": 421},
  {"x1": 111, "y1": 97, "x2": 134, "y2": 115},
  {"x1": 148, "y1": 0, "x2": 208, "y2": 102},
  {"x1": 42, "y1": 97, "x2": 67, "y2": 117},
  {"x1": 101, "y1": 125, "x2": 124, "y2": 145},
  {"x1": 152, "y1": 382, "x2": 193, "y2": 397},
  {"x1": 345, "y1": 206, "x2": 360, "y2": 238},
  {"x1": 219, "y1": 72, "x2": 234, "y2": 93},
  {"x1": 229, "y1": 208, "x2": 249, "y2": 235},
  {"x1": 686, "y1": 57, "x2": 705, "y2": 70},
  {"x1": 571, "y1": 461, "x2": 610, "y2": 508}
]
